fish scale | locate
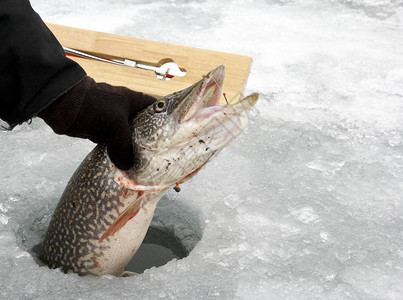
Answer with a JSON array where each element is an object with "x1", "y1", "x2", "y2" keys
[{"x1": 39, "y1": 145, "x2": 127, "y2": 275}]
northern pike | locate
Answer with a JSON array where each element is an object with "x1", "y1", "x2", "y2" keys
[{"x1": 39, "y1": 65, "x2": 259, "y2": 276}]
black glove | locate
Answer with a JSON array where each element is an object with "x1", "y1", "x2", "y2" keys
[{"x1": 38, "y1": 76, "x2": 156, "y2": 170}]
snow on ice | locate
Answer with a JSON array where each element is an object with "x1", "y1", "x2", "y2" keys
[{"x1": 1, "y1": 0, "x2": 402, "y2": 299}]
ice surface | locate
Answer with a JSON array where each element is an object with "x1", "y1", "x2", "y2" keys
[{"x1": 1, "y1": 0, "x2": 403, "y2": 299}]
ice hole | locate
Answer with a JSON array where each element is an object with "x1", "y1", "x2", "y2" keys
[
  {"x1": 126, "y1": 195, "x2": 202, "y2": 273},
  {"x1": 24, "y1": 194, "x2": 202, "y2": 275}
]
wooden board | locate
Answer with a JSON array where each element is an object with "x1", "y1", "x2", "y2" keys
[{"x1": 47, "y1": 23, "x2": 253, "y2": 104}]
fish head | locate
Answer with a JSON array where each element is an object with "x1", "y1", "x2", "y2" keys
[{"x1": 128, "y1": 65, "x2": 259, "y2": 187}]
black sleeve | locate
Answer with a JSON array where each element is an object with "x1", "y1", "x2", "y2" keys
[{"x1": 0, "y1": 0, "x2": 86, "y2": 128}]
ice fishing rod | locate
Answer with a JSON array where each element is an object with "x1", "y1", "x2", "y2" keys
[{"x1": 63, "y1": 46, "x2": 186, "y2": 80}]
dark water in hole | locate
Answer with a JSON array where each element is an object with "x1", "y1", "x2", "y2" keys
[{"x1": 125, "y1": 226, "x2": 189, "y2": 273}]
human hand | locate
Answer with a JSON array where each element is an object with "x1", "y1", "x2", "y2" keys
[{"x1": 39, "y1": 77, "x2": 156, "y2": 170}]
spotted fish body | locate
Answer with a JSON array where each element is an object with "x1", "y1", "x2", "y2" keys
[
  {"x1": 39, "y1": 145, "x2": 163, "y2": 275},
  {"x1": 39, "y1": 66, "x2": 258, "y2": 276}
]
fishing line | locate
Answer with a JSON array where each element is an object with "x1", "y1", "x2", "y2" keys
[{"x1": 203, "y1": 74, "x2": 229, "y2": 104}]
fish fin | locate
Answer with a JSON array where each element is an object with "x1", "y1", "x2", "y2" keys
[
  {"x1": 99, "y1": 192, "x2": 145, "y2": 242},
  {"x1": 114, "y1": 170, "x2": 141, "y2": 190},
  {"x1": 114, "y1": 169, "x2": 170, "y2": 191},
  {"x1": 121, "y1": 271, "x2": 138, "y2": 277}
]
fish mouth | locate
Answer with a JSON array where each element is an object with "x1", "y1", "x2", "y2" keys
[
  {"x1": 178, "y1": 65, "x2": 225, "y2": 123},
  {"x1": 177, "y1": 65, "x2": 259, "y2": 124}
]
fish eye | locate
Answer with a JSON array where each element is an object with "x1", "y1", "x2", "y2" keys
[{"x1": 154, "y1": 100, "x2": 167, "y2": 112}]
